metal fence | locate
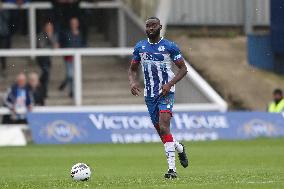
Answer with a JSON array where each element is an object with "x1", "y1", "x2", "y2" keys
[{"x1": 0, "y1": 47, "x2": 227, "y2": 111}]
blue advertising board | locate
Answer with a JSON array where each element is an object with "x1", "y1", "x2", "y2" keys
[{"x1": 27, "y1": 112, "x2": 284, "y2": 144}]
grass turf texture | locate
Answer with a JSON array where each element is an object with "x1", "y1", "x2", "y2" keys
[{"x1": 0, "y1": 138, "x2": 283, "y2": 189}]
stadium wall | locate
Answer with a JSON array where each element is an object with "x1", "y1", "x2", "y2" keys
[{"x1": 168, "y1": 0, "x2": 269, "y2": 26}]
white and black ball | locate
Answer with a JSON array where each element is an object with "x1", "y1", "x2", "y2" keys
[{"x1": 70, "y1": 163, "x2": 91, "y2": 181}]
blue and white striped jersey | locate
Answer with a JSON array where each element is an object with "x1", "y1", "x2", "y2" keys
[{"x1": 132, "y1": 37, "x2": 184, "y2": 97}]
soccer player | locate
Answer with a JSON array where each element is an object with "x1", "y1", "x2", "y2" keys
[{"x1": 128, "y1": 17, "x2": 189, "y2": 179}]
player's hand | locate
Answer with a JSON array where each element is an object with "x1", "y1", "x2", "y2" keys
[
  {"x1": 130, "y1": 82, "x2": 141, "y2": 96},
  {"x1": 161, "y1": 83, "x2": 173, "y2": 96}
]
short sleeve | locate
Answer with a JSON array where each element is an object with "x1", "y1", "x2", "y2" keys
[
  {"x1": 169, "y1": 42, "x2": 183, "y2": 63},
  {"x1": 132, "y1": 43, "x2": 141, "y2": 63}
]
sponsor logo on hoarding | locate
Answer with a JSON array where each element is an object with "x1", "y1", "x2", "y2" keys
[
  {"x1": 239, "y1": 119, "x2": 278, "y2": 137},
  {"x1": 173, "y1": 114, "x2": 229, "y2": 129},
  {"x1": 89, "y1": 114, "x2": 153, "y2": 130},
  {"x1": 88, "y1": 113, "x2": 229, "y2": 130},
  {"x1": 110, "y1": 132, "x2": 219, "y2": 144},
  {"x1": 28, "y1": 112, "x2": 284, "y2": 144},
  {"x1": 40, "y1": 120, "x2": 86, "y2": 142}
]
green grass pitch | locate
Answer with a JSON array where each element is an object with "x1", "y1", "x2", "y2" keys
[{"x1": 0, "y1": 138, "x2": 283, "y2": 189}]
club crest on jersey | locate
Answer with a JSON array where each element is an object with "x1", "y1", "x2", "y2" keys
[{"x1": 158, "y1": 46, "x2": 165, "y2": 52}]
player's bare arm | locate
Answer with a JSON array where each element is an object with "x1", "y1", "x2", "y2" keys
[
  {"x1": 162, "y1": 60, "x2": 188, "y2": 96},
  {"x1": 128, "y1": 60, "x2": 141, "y2": 96}
]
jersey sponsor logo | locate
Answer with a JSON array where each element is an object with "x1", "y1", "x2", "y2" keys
[
  {"x1": 174, "y1": 54, "x2": 182, "y2": 61},
  {"x1": 141, "y1": 52, "x2": 164, "y2": 61}
]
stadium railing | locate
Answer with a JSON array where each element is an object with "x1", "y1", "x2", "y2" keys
[
  {"x1": 0, "y1": 47, "x2": 132, "y2": 106},
  {"x1": 0, "y1": 47, "x2": 227, "y2": 111}
]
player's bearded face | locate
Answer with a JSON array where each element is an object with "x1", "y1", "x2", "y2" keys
[{"x1": 146, "y1": 21, "x2": 161, "y2": 39}]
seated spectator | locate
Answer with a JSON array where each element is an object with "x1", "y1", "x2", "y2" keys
[
  {"x1": 59, "y1": 17, "x2": 85, "y2": 97},
  {"x1": 2, "y1": 72, "x2": 33, "y2": 124},
  {"x1": 37, "y1": 21, "x2": 59, "y2": 98},
  {"x1": 27, "y1": 72, "x2": 45, "y2": 106},
  {"x1": 268, "y1": 88, "x2": 284, "y2": 113}
]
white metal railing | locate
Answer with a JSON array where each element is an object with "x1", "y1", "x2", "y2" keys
[
  {"x1": 155, "y1": 0, "x2": 171, "y2": 36},
  {"x1": 0, "y1": 47, "x2": 133, "y2": 106},
  {"x1": 0, "y1": 48, "x2": 227, "y2": 112},
  {"x1": 0, "y1": 103, "x2": 225, "y2": 115},
  {"x1": 184, "y1": 60, "x2": 227, "y2": 111}
]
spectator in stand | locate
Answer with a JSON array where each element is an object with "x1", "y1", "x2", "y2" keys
[
  {"x1": 27, "y1": 72, "x2": 45, "y2": 106},
  {"x1": 37, "y1": 21, "x2": 59, "y2": 98},
  {"x1": 32, "y1": 0, "x2": 54, "y2": 34},
  {"x1": 59, "y1": 17, "x2": 85, "y2": 97},
  {"x1": 0, "y1": 9, "x2": 11, "y2": 77},
  {"x1": 51, "y1": 0, "x2": 82, "y2": 45},
  {"x1": 4, "y1": 0, "x2": 29, "y2": 35},
  {"x1": 268, "y1": 89, "x2": 284, "y2": 113},
  {"x1": 2, "y1": 72, "x2": 33, "y2": 124}
]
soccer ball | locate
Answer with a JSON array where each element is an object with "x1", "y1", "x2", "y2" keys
[{"x1": 70, "y1": 163, "x2": 91, "y2": 181}]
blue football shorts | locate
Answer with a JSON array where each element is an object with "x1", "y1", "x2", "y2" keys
[{"x1": 145, "y1": 92, "x2": 175, "y2": 126}]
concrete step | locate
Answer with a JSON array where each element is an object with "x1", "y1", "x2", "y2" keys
[
  {"x1": 48, "y1": 88, "x2": 132, "y2": 98},
  {"x1": 45, "y1": 98, "x2": 73, "y2": 106},
  {"x1": 45, "y1": 95, "x2": 144, "y2": 106},
  {"x1": 82, "y1": 96, "x2": 144, "y2": 105}
]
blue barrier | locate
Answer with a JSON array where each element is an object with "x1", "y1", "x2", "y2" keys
[
  {"x1": 27, "y1": 112, "x2": 284, "y2": 144},
  {"x1": 247, "y1": 34, "x2": 284, "y2": 73},
  {"x1": 247, "y1": 34, "x2": 274, "y2": 71}
]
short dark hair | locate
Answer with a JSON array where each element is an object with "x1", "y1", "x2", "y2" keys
[
  {"x1": 146, "y1": 16, "x2": 160, "y2": 22},
  {"x1": 273, "y1": 88, "x2": 283, "y2": 95}
]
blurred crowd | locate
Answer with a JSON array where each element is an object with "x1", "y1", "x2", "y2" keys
[
  {"x1": 37, "y1": 16, "x2": 85, "y2": 99},
  {"x1": 0, "y1": 0, "x2": 88, "y2": 75},
  {"x1": 2, "y1": 72, "x2": 44, "y2": 124},
  {"x1": 1, "y1": 0, "x2": 90, "y2": 124}
]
